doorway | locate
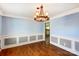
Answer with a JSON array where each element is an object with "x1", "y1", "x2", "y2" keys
[{"x1": 45, "y1": 21, "x2": 50, "y2": 45}]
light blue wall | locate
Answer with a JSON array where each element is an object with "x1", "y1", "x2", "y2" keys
[
  {"x1": 50, "y1": 12, "x2": 79, "y2": 39},
  {"x1": 2, "y1": 16, "x2": 44, "y2": 36},
  {"x1": 0, "y1": 16, "x2": 2, "y2": 35}
]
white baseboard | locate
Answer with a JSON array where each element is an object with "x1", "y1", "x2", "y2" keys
[
  {"x1": 3, "y1": 39, "x2": 44, "y2": 49},
  {"x1": 50, "y1": 35, "x2": 79, "y2": 55},
  {"x1": 0, "y1": 34, "x2": 45, "y2": 50},
  {"x1": 50, "y1": 42, "x2": 78, "y2": 55}
]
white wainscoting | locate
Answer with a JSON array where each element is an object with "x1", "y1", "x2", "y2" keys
[
  {"x1": 0, "y1": 39, "x2": 1, "y2": 51},
  {"x1": 50, "y1": 35, "x2": 79, "y2": 55},
  {"x1": 0, "y1": 33, "x2": 45, "y2": 50},
  {"x1": 0, "y1": 36, "x2": 3, "y2": 51}
]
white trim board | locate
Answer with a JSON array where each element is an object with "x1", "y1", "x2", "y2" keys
[
  {"x1": 0, "y1": 34, "x2": 45, "y2": 50},
  {"x1": 50, "y1": 42, "x2": 78, "y2": 55},
  {"x1": 50, "y1": 35, "x2": 79, "y2": 55},
  {"x1": 3, "y1": 39, "x2": 44, "y2": 49},
  {"x1": 0, "y1": 7, "x2": 79, "y2": 21},
  {"x1": 0, "y1": 10, "x2": 3, "y2": 16},
  {"x1": 51, "y1": 7, "x2": 79, "y2": 20}
]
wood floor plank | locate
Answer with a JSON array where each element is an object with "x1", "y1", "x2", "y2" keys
[{"x1": 0, "y1": 41, "x2": 76, "y2": 56}]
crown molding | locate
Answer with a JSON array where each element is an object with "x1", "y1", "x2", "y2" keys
[
  {"x1": 0, "y1": 7, "x2": 79, "y2": 20},
  {"x1": 50, "y1": 7, "x2": 79, "y2": 20},
  {"x1": 0, "y1": 10, "x2": 3, "y2": 16},
  {"x1": 2, "y1": 13, "x2": 33, "y2": 20}
]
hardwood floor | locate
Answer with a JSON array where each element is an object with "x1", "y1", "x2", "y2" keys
[{"x1": 0, "y1": 41, "x2": 76, "y2": 56}]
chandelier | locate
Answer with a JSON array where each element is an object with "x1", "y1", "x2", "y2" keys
[{"x1": 34, "y1": 5, "x2": 49, "y2": 22}]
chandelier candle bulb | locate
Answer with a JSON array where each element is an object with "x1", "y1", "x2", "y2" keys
[{"x1": 46, "y1": 13, "x2": 48, "y2": 16}]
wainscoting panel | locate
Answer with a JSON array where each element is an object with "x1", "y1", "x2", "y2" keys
[
  {"x1": 0, "y1": 40, "x2": 1, "y2": 49},
  {"x1": 30, "y1": 35, "x2": 36, "y2": 42},
  {"x1": 38, "y1": 35, "x2": 43, "y2": 40},
  {"x1": 1, "y1": 34, "x2": 44, "y2": 49},
  {"x1": 50, "y1": 35, "x2": 79, "y2": 55},
  {"x1": 60, "y1": 38, "x2": 71, "y2": 48},
  {"x1": 75, "y1": 41, "x2": 79, "y2": 52},
  {"x1": 19, "y1": 36, "x2": 28, "y2": 43},
  {"x1": 4, "y1": 38, "x2": 17, "y2": 46},
  {"x1": 51, "y1": 36, "x2": 58, "y2": 44}
]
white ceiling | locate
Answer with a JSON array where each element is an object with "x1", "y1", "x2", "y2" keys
[{"x1": 0, "y1": 3, "x2": 79, "y2": 19}]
